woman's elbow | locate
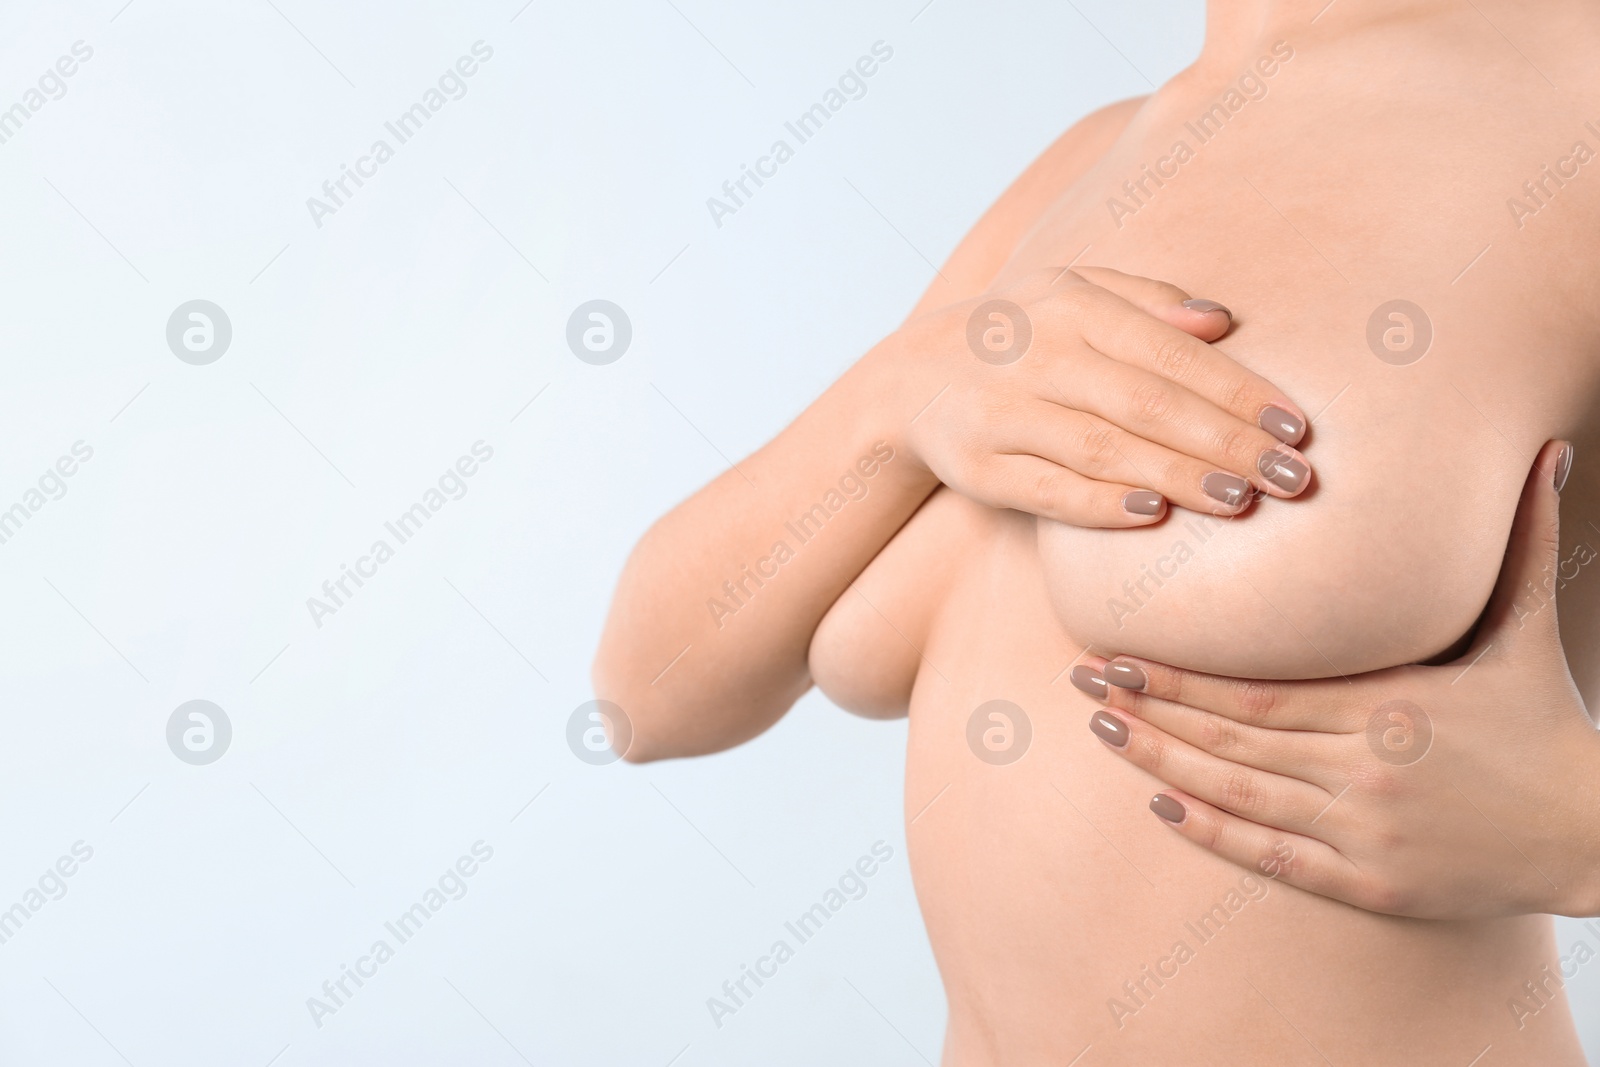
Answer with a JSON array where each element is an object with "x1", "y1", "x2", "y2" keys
[
  {"x1": 587, "y1": 653, "x2": 796, "y2": 764},
  {"x1": 587, "y1": 655, "x2": 714, "y2": 764}
]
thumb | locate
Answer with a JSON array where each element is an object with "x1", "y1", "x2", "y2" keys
[
  {"x1": 1067, "y1": 265, "x2": 1233, "y2": 342},
  {"x1": 1462, "y1": 439, "x2": 1572, "y2": 657}
]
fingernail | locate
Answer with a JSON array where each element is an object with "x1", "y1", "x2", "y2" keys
[
  {"x1": 1105, "y1": 662, "x2": 1147, "y2": 690},
  {"x1": 1555, "y1": 444, "x2": 1574, "y2": 493},
  {"x1": 1070, "y1": 665, "x2": 1107, "y2": 700},
  {"x1": 1122, "y1": 490, "x2": 1164, "y2": 516},
  {"x1": 1256, "y1": 447, "x2": 1309, "y2": 494},
  {"x1": 1202, "y1": 472, "x2": 1251, "y2": 508},
  {"x1": 1090, "y1": 711, "x2": 1129, "y2": 748},
  {"x1": 1182, "y1": 298, "x2": 1231, "y2": 317},
  {"x1": 1258, "y1": 404, "x2": 1305, "y2": 446},
  {"x1": 1150, "y1": 794, "x2": 1187, "y2": 824}
]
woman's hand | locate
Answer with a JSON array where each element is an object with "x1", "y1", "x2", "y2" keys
[
  {"x1": 595, "y1": 261, "x2": 1312, "y2": 757},
  {"x1": 888, "y1": 266, "x2": 1313, "y2": 527},
  {"x1": 1079, "y1": 440, "x2": 1600, "y2": 919}
]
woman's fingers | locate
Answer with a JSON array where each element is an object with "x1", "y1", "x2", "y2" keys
[
  {"x1": 973, "y1": 454, "x2": 1168, "y2": 528},
  {"x1": 1089, "y1": 707, "x2": 1334, "y2": 832},
  {"x1": 1143, "y1": 790, "x2": 1370, "y2": 909},
  {"x1": 1060, "y1": 281, "x2": 1307, "y2": 446},
  {"x1": 1051, "y1": 349, "x2": 1313, "y2": 501},
  {"x1": 901, "y1": 265, "x2": 1319, "y2": 528},
  {"x1": 1008, "y1": 406, "x2": 1270, "y2": 516},
  {"x1": 1097, "y1": 688, "x2": 1345, "y2": 786},
  {"x1": 1099, "y1": 655, "x2": 1366, "y2": 733},
  {"x1": 1066, "y1": 265, "x2": 1234, "y2": 343}
]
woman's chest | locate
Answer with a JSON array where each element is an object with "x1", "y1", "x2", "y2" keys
[{"x1": 972, "y1": 97, "x2": 1600, "y2": 678}]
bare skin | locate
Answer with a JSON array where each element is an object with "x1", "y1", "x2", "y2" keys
[
  {"x1": 807, "y1": 3, "x2": 1600, "y2": 1064},
  {"x1": 1088, "y1": 443, "x2": 1600, "y2": 924},
  {"x1": 598, "y1": 0, "x2": 1600, "y2": 1063}
]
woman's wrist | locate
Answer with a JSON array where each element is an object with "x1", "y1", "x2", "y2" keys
[{"x1": 852, "y1": 327, "x2": 946, "y2": 485}]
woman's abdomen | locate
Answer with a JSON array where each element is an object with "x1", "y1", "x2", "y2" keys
[{"x1": 903, "y1": 545, "x2": 1578, "y2": 1064}]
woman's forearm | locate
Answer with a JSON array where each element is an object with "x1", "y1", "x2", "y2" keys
[
  {"x1": 594, "y1": 264, "x2": 1314, "y2": 763},
  {"x1": 592, "y1": 340, "x2": 939, "y2": 762}
]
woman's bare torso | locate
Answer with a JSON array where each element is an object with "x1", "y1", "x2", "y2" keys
[{"x1": 811, "y1": 10, "x2": 1600, "y2": 1065}]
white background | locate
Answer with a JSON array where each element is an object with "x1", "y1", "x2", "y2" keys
[{"x1": 0, "y1": 0, "x2": 1593, "y2": 1064}]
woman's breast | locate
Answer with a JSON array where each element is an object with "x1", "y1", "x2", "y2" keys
[
  {"x1": 1035, "y1": 383, "x2": 1526, "y2": 678},
  {"x1": 994, "y1": 84, "x2": 1600, "y2": 678},
  {"x1": 1006, "y1": 218, "x2": 1567, "y2": 679}
]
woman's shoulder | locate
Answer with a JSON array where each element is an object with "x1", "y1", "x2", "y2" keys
[{"x1": 905, "y1": 96, "x2": 1147, "y2": 318}]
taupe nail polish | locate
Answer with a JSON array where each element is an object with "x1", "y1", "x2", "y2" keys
[
  {"x1": 1202, "y1": 472, "x2": 1251, "y2": 508},
  {"x1": 1555, "y1": 444, "x2": 1574, "y2": 493},
  {"x1": 1105, "y1": 663, "x2": 1147, "y2": 690},
  {"x1": 1259, "y1": 404, "x2": 1305, "y2": 446},
  {"x1": 1182, "y1": 298, "x2": 1231, "y2": 317},
  {"x1": 1150, "y1": 794, "x2": 1186, "y2": 824},
  {"x1": 1070, "y1": 665, "x2": 1108, "y2": 700},
  {"x1": 1256, "y1": 447, "x2": 1309, "y2": 494},
  {"x1": 1123, "y1": 490, "x2": 1164, "y2": 516},
  {"x1": 1090, "y1": 711, "x2": 1129, "y2": 748}
]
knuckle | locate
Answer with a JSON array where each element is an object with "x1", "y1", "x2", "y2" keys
[
  {"x1": 1133, "y1": 731, "x2": 1167, "y2": 774},
  {"x1": 1150, "y1": 335, "x2": 1199, "y2": 382},
  {"x1": 1197, "y1": 712, "x2": 1242, "y2": 755},
  {"x1": 1349, "y1": 758, "x2": 1402, "y2": 799},
  {"x1": 1159, "y1": 453, "x2": 1205, "y2": 493},
  {"x1": 1074, "y1": 423, "x2": 1121, "y2": 469},
  {"x1": 1232, "y1": 680, "x2": 1279, "y2": 727},
  {"x1": 1157, "y1": 666, "x2": 1185, "y2": 704},
  {"x1": 1220, "y1": 376, "x2": 1258, "y2": 418},
  {"x1": 1025, "y1": 470, "x2": 1063, "y2": 518},
  {"x1": 1215, "y1": 423, "x2": 1259, "y2": 467},
  {"x1": 1131, "y1": 381, "x2": 1176, "y2": 423},
  {"x1": 1218, "y1": 768, "x2": 1261, "y2": 814},
  {"x1": 1355, "y1": 875, "x2": 1409, "y2": 916},
  {"x1": 1257, "y1": 838, "x2": 1299, "y2": 881}
]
